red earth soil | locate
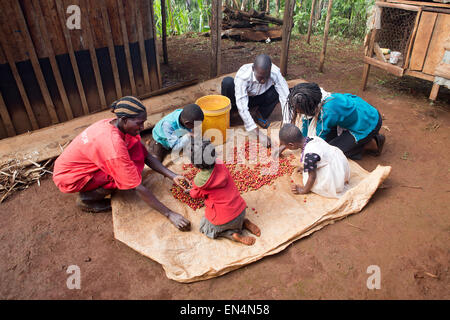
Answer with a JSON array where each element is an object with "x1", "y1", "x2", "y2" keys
[{"x1": 0, "y1": 34, "x2": 449, "y2": 299}]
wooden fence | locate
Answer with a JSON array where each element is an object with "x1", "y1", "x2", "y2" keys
[{"x1": 0, "y1": 0, "x2": 161, "y2": 139}]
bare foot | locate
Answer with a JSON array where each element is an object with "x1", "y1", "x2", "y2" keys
[
  {"x1": 243, "y1": 219, "x2": 261, "y2": 237},
  {"x1": 232, "y1": 233, "x2": 255, "y2": 246}
]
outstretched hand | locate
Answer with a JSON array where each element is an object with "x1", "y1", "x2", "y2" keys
[
  {"x1": 173, "y1": 175, "x2": 191, "y2": 192},
  {"x1": 168, "y1": 212, "x2": 191, "y2": 231},
  {"x1": 258, "y1": 131, "x2": 272, "y2": 149}
]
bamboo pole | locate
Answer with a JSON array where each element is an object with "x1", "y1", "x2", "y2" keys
[
  {"x1": 318, "y1": 0, "x2": 333, "y2": 73},
  {"x1": 306, "y1": 0, "x2": 317, "y2": 44}
]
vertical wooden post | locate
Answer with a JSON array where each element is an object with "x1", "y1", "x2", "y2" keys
[
  {"x1": 280, "y1": 0, "x2": 295, "y2": 76},
  {"x1": 13, "y1": 0, "x2": 59, "y2": 124},
  {"x1": 100, "y1": 0, "x2": 122, "y2": 99},
  {"x1": 360, "y1": 7, "x2": 380, "y2": 92},
  {"x1": 32, "y1": 0, "x2": 74, "y2": 120},
  {"x1": 134, "y1": 0, "x2": 151, "y2": 92},
  {"x1": 55, "y1": 0, "x2": 90, "y2": 115},
  {"x1": 318, "y1": 0, "x2": 333, "y2": 73},
  {"x1": 306, "y1": 0, "x2": 316, "y2": 44},
  {"x1": 148, "y1": 0, "x2": 162, "y2": 89},
  {"x1": 0, "y1": 91, "x2": 16, "y2": 137},
  {"x1": 80, "y1": 0, "x2": 107, "y2": 109},
  {"x1": 210, "y1": 0, "x2": 222, "y2": 78},
  {"x1": 429, "y1": 83, "x2": 440, "y2": 101},
  {"x1": 161, "y1": 0, "x2": 168, "y2": 64},
  {"x1": 0, "y1": 23, "x2": 39, "y2": 130},
  {"x1": 117, "y1": 0, "x2": 137, "y2": 96}
]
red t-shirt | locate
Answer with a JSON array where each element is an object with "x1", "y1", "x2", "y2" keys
[
  {"x1": 190, "y1": 160, "x2": 247, "y2": 225},
  {"x1": 53, "y1": 118, "x2": 145, "y2": 193}
]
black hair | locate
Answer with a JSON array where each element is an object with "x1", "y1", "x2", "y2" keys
[
  {"x1": 110, "y1": 96, "x2": 147, "y2": 118},
  {"x1": 180, "y1": 104, "x2": 204, "y2": 123},
  {"x1": 287, "y1": 82, "x2": 322, "y2": 119},
  {"x1": 279, "y1": 123, "x2": 304, "y2": 145},
  {"x1": 190, "y1": 139, "x2": 216, "y2": 170},
  {"x1": 254, "y1": 54, "x2": 272, "y2": 71}
]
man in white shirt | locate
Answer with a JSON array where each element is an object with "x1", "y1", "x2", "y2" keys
[{"x1": 221, "y1": 54, "x2": 290, "y2": 147}]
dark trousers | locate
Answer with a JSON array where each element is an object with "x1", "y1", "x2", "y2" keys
[
  {"x1": 326, "y1": 112, "x2": 382, "y2": 160},
  {"x1": 221, "y1": 76, "x2": 279, "y2": 120}
]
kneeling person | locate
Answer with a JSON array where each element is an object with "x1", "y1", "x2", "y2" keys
[
  {"x1": 279, "y1": 124, "x2": 350, "y2": 199},
  {"x1": 149, "y1": 104, "x2": 204, "y2": 162},
  {"x1": 189, "y1": 140, "x2": 261, "y2": 245}
]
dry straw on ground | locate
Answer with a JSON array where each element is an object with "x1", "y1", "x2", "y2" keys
[{"x1": 0, "y1": 158, "x2": 53, "y2": 203}]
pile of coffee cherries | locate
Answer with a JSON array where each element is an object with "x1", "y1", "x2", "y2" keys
[{"x1": 170, "y1": 141, "x2": 297, "y2": 210}]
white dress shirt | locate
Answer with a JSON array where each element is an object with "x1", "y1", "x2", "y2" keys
[{"x1": 234, "y1": 63, "x2": 290, "y2": 131}]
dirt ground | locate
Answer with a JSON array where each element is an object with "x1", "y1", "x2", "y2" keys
[{"x1": 0, "y1": 34, "x2": 449, "y2": 300}]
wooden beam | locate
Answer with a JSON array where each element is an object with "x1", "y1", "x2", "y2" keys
[
  {"x1": 148, "y1": 0, "x2": 162, "y2": 89},
  {"x1": 161, "y1": 0, "x2": 168, "y2": 64},
  {"x1": 319, "y1": 0, "x2": 333, "y2": 73},
  {"x1": 0, "y1": 91, "x2": 16, "y2": 137},
  {"x1": 117, "y1": 0, "x2": 137, "y2": 96},
  {"x1": 100, "y1": 0, "x2": 122, "y2": 99},
  {"x1": 306, "y1": 0, "x2": 316, "y2": 44},
  {"x1": 386, "y1": 0, "x2": 450, "y2": 9},
  {"x1": 429, "y1": 83, "x2": 440, "y2": 101},
  {"x1": 134, "y1": 0, "x2": 151, "y2": 92},
  {"x1": 80, "y1": 0, "x2": 107, "y2": 109},
  {"x1": 210, "y1": 0, "x2": 222, "y2": 78},
  {"x1": 0, "y1": 21, "x2": 39, "y2": 130},
  {"x1": 364, "y1": 56, "x2": 405, "y2": 77},
  {"x1": 54, "y1": 0, "x2": 90, "y2": 115},
  {"x1": 32, "y1": 0, "x2": 74, "y2": 120},
  {"x1": 13, "y1": 0, "x2": 59, "y2": 124},
  {"x1": 376, "y1": 1, "x2": 420, "y2": 11},
  {"x1": 360, "y1": 63, "x2": 371, "y2": 91},
  {"x1": 404, "y1": 69, "x2": 434, "y2": 82},
  {"x1": 138, "y1": 79, "x2": 199, "y2": 100},
  {"x1": 403, "y1": 8, "x2": 423, "y2": 70},
  {"x1": 280, "y1": 0, "x2": 295, "y2": 76}
]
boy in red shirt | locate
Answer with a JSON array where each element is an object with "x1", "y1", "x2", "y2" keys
[{"x1": 189, "y1": 140, "x2": 261, "y2": 245}]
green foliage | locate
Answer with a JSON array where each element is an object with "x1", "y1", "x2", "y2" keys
[
  {"x1": 153, "y1": 0, "x2": 374, "y2": 40},
  {"x1": 293, "y1": 0, "x2": 375, "y2": 40},
  {"x1": 153, "y1": 0, "x2": 210, "y2": 36}
]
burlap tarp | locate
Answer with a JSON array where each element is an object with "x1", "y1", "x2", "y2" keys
[{"x1": 112, "y1": 125, "x2": 391, "y2": 283}]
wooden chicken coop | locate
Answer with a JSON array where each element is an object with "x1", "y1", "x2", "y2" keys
[
  {"x1": 361, "y1": 0, "x2": 450, "y2": 100},
  {"x1": 0, "y1": 0, "x2": 161, "y2": 140}
]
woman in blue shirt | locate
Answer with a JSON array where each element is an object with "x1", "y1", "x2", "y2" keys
[{"x1": 282, "y1": 82, "x2": 385, "y2": 160}]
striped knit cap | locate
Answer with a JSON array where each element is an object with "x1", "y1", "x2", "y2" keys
[{"x1": 110, "y1": 96, "x2": 147, "y2": 118}]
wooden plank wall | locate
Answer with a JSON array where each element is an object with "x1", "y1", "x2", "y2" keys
[{"x1": 0, "y1": 0, "x2": 161, "y2": 139}]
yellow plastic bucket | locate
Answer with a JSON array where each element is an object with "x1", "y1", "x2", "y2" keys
[{"x1": 195, "y1": 95, "x2": 231, "y2": 145}]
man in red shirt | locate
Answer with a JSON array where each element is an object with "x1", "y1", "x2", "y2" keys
[{"x1": 53, "y1": 96, "x2": 191, "y2": 231}]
